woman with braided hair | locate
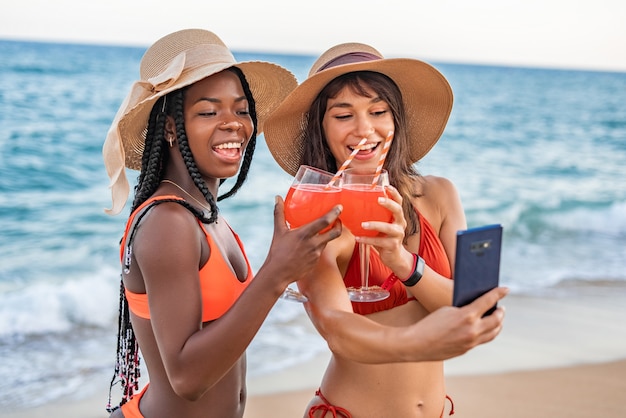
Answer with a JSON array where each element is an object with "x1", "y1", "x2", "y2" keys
[{"x1": 102, "y1": 29, "x2": 342, "y2": 418}]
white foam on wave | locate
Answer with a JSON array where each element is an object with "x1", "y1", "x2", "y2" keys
[
  {"x1": 0, "y1": 264, "x2": 120, "y2": 338},
  {"x1": 545, "y1": 200, "x2": 626, "y2": 236}
]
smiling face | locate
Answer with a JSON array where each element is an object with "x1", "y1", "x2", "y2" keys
[
  {"x1": 321, "y1": 82, "x2": 395, "y2": 172},
  {"x1": 183, "y1": 70, "x2": 254, "y2": 181}
]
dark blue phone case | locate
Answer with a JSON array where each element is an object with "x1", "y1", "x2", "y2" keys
[{"x1": 452, "y1": 224, "x2": 503, "y2": 316}]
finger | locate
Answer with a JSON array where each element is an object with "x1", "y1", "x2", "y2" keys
[
  {"x1": 377, "y1": 195, "x2": 406, "y2": 229},
  {"x1": 384, "y1": 185, "x2": 402, "y2": 203},
  {"x1": 476, "y1": 306, "x2": 506, "y2": 343},
  {"x1": 273, "y1": 195, "x2": 288, "y2": 233},
  {"x1": 377, "y1": 195, "x2": 403, "y2": 214},
  {"x1": 317, "y1": 216, "x2": 343, "y2": 243},
  {"x1": 299, "y1": 204, "x2": 343, "y2": 237},
  {"x1": 362, "y1": 220, "x2": 403, "y2": 236},
  {"x1": 465, "y1": 287, "x2": 509, "y2": 317}
]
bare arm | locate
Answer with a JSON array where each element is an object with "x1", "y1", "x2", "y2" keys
[
  {"x1": 134, "y1": 198, "x2": 342, "y2": 400},
  {"x1": 299, "y1": 231, "x2": 508, "y2": 364}
]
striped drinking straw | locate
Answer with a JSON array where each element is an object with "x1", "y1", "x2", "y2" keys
[
  {"x1": 326, "y1": 137, "x2": 368, "y2": 187},
  {"x1": 371, "y1": 131, "x2": 394, "y2": 185}
]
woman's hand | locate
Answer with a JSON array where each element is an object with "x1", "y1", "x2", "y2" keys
[
  {"x1": 406, "y1": 287, "x2": 509, "y2": 361},
  {"x1": 259, "y1": 196, "x2": 343, "y2": 291},
  {"x1": 357, "y1": 185, "x2": 414, "y2": 278}
]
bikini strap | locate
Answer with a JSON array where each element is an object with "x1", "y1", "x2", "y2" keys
[
  {"x1": 123, "y1": 197, "x2": 204, "y2": 273},
  {"x1": 309, "y1": 389, "x2": 352, "y2": 418},
  {"x1": 446, "y1": 394, "x2": 455, "y2": 416}
]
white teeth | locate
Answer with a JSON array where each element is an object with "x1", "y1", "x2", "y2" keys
[
  {"x1": 349, "y1": 142, "x2": 377, "y2": 151},
  {"x1": 214, "y1": 142, "x2": 242, "y2": 150}
]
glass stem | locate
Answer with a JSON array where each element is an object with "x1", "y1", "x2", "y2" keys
[{"x1": 359, "y1": 242, "x2": 370, "y2": 290}]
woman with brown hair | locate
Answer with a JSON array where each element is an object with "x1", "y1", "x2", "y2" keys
[{"x1": 264, "y1": 42, "x2": 508, "y2": 417}]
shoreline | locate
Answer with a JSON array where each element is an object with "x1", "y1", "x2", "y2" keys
[{"x1": 2, "y1": 287, "x2": 625, "y2": 417}]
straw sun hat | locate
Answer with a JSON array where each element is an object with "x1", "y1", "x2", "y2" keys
[
  {"x1": 264, "y1": 42, "x2": 454, "y2": 177},
  {"x1": 103, "y1": 28, "x2": 297, "y2": 215}
]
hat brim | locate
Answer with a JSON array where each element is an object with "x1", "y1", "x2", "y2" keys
[
  {"x1": 264, "y1": 58, "x2": 453, "y2": 177},
  {"x1": 119, "y1": 61, "x2": 297, "y2": 171}
]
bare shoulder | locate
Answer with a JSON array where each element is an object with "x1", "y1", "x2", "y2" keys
[
  {"x1": 132, "y1": 200, "x2": 204, "y2": 265},
  {"x1": 418, "y1": 174, "x2": 466, "y2": 239},
  {"x1": 418, "y1": 175, "x2": 460, "y2": 206},
  {"x1": 143, "y1": 199, "x2": 199, "y2": 224},
  {"x1": 419, "y1": 175, "x2": 457, "y2": 194},
  {"x1": 413, "y1": 175, "x2": 463, "y2": 231},
  {"x1": 135, "y1": 200, "x2": 200, "y2": 240}
]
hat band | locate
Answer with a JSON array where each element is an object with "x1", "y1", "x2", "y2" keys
[{"x1": 316, "y1": 52, "x2": 381, "y2": 73}]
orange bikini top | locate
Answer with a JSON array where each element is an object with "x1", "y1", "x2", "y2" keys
[
  {"x1": 344, "y1": 210, "x2": 452, "y2": 315},
  {"x1": 120, "y1": 196, "x2": 253, "y2": 323}
]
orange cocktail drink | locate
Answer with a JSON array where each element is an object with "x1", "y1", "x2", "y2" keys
[
  {"x1": 340, "y1": 168, "x2": 392, "y2": 238},
  {"x1": 340, "y1": 184, "x2": 391, "y2": 237},
  {"x1": 283, "y1": 165, "x2": 340, "y2": 229},
  {"x1": 285, "y1": 183, "x2": 341, "y2": 228}
]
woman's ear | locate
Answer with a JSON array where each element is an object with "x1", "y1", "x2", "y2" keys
[{"x1": 164, "y1": 115, "x2": 176, "y2": 139}]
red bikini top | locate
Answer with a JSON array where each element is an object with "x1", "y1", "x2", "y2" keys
[{"x1": 343, "y1": 210, "x2": 452, "y2": 315}]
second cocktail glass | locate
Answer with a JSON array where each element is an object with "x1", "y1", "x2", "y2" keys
[{"x1": 340, "y1": 168, "x2": 392, "y2": 302}]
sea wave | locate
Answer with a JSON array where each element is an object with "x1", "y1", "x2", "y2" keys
[{"x1": 0, "y1": 265, "x2": 119, "y2": 339}]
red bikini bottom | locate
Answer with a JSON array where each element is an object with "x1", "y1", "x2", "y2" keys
[{"x1": 308, "y1": 388, "x2": 455, "y2": 417}]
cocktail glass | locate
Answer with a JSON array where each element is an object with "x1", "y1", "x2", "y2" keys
[{"x1": 340, "y1": 168, "x2": 392, "y2": 302}]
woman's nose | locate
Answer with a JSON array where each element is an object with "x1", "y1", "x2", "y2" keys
[
  {"x1": 354, "y1": 117, "x2": 374, "y2": 138},
  {"x1": 221, "y1": 120, "x2": 243, "y2": 130}
]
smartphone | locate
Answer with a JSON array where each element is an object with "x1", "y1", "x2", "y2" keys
[{"x1": 452, "y1": 224, "x2": 503, "y2": 316}]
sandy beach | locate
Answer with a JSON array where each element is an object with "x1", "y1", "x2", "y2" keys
[{"x1": 2, "y1": 283, "x2": 625, "y2": 418}]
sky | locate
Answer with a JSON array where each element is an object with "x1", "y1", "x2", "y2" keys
[{"x1": 1, "y1": 0, "x2": 625, "y2": 72}]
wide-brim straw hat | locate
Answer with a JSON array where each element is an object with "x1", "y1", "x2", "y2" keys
[
  {"x1": 264, "y1": 42, "x2": 453, "y2": 176},
  {"x1": 103, "y1": 28, "x2": 297, "y2": 214}
]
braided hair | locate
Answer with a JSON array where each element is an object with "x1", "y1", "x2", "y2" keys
[{"x1": 107, "y1": 67, "x2": 258, "y2": 412}]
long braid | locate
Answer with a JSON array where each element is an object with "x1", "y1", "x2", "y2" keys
[
  {"x1": 106, "y1": 279, "x2": 137, "y2": 413},
  {"x1": 131, "y1": 97, "x2": 168, "y2": 211}
]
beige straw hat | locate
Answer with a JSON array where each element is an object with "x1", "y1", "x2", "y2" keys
[
  {"x1": 103, "y1": 28, "x2": 297, "y2": 214},
  {"x1": 264, "y1": 42, "x2": 453, "y2": 176}
]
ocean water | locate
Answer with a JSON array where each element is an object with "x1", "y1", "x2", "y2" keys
[{"x1": 0, "y1": 39, "x2": 624, "y2": 411}]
